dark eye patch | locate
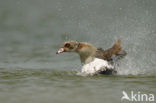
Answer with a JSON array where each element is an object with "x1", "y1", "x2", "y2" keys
[
  {"x1": 64, "y1": 43, "x2": 70, "y2": 48},
  {"x1": 69, "y1": 46, "x2": 74, "y2": 49}
]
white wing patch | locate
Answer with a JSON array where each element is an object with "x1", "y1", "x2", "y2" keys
[{"x1": 80, "y1": 58, "x2": 114, "y2": 75}]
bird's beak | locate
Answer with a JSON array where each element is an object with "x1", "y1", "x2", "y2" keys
[{"x1": 56, "y1": 48, "x2": 64, "y2": 54}]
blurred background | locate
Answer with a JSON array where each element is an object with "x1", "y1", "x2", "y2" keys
[
  {"x1": 0, "y1": 0, "x2": 156, "y2": 103},
  {"x1": 0, "y1": 0, "x2": 156, "y2": 74}
]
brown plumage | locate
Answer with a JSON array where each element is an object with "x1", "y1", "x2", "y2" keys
[
  {"x1": 95, "y1": 39, "x2": 125, "y2": 61},
  {"x1": 56, "y1": 39, "x2": 126, "y2": 64}
]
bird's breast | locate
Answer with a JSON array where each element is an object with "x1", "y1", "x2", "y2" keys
[{"x1": 81, "y1": 58, "x2": 114, "y2": 75}]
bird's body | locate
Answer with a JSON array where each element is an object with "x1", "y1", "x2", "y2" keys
[{"x1": 81, "y1": 58, "x2": 115, "y2": 75}]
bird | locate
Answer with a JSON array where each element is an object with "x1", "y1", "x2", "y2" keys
[{"x1": 56, "y1": 39, "x2": 126, "y2": 75}]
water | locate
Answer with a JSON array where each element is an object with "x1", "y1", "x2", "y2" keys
[{"x1": 0, "y1": 0, "x2": 156, "y2": 103}]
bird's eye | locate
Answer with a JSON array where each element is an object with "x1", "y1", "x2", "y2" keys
[{"x1": 64, "y1": 43, "x2": 70, "y2": 48}]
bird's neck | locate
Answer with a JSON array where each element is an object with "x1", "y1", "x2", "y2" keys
[{"x1": 76, "y1": 43, "x2": 97, "y2": 65}]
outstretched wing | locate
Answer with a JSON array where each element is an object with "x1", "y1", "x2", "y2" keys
[{"x1": 95, "y1": 39, "x2": 127, "y2": 62}]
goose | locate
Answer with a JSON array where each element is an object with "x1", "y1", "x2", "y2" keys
[{"x1": 56, "y1": 39, "x2": 126, "y2": 75}]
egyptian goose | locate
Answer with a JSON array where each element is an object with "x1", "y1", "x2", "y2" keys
[{"x1": 56, "y1": 39, "x2": 126, "y2": 75}]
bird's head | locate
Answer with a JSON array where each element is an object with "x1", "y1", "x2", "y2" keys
[{"x1": 56, "y1": 41, "x2": 80, "y2": 54}]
